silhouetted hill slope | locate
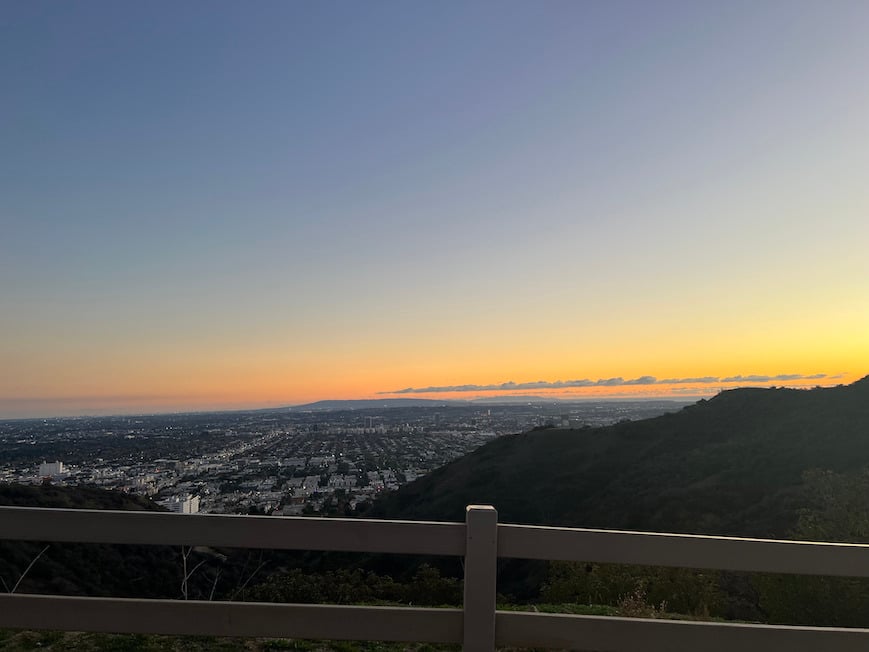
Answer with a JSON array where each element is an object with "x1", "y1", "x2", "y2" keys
[
  {"x1": 0, "y1": 483, "x2": 163, "y2": 511},
  {"x1": 370, "y1": 379, "x2": 869, "y2": 538}
]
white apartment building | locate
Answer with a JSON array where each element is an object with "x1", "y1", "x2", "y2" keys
[
  {"x1": 158, "y1": 494, "x2": 200, "y2": 514},
  {"x1": 38, "y1": 461, "x2": 65, "y2": 477}
]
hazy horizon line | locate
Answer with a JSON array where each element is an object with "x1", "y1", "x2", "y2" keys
[{"x1": 0, "y1": 371, "x2": 854, "y2": 421}]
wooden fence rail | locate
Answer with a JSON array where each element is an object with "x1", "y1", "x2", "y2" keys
[{"x1": 3, "y1": 504, "x2": 869, "y2": 650}]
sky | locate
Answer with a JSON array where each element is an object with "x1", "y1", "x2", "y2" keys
[{"x1": 2, "y1": 1, "x2": 868, "y2": 418}]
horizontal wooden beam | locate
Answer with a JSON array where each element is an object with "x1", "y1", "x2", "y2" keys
[
  {"x1": 496, "y1": 612, "x2": 869, "y2": 651},
  {"x1": 7, "y1": 507, "x2": 869, "y2": 649},
  {"x1": 0, "y1": 506, "x2": 466, "y2": 556},
  {"x1": 0, "y1": 595, "x2": 463, "y2": 643},
  {"x1": 498, "y1": 524, "x2": 869, "y2": 577}
]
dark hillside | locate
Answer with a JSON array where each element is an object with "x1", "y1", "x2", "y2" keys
[
  {"x1": 0, "y1": 483, "x2": 163, "y2": 511},
  {"x1": 370, "y1": 378, "x2": 869, "y2": 538},
  {"x1": 0, "y1": 485, "x2": 248, "y2": 599}
]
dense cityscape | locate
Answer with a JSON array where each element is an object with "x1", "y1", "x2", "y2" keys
[{"x1": 0, "y1": 400, "x2": 685, "y2": 516}]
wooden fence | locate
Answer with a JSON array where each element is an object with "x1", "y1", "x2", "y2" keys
[{"x1": 3, "y1": 504, "x2": 869, "y2": 650}]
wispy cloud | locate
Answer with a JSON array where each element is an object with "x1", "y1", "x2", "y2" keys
[
  {"x1": 380, "y1": 373, "x2": 831, "y2": 394},
  {"x1": 720, "y1": 373, "x2": 828, "y2": 383}
]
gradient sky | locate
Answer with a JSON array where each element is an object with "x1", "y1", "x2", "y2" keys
[{"x1": 2, "y1": 1, "x2": 868, "y2": 417}]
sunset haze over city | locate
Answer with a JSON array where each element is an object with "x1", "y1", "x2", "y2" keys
[{"x1": 2, "y1": 1, "x2": 868, "y2": 418}]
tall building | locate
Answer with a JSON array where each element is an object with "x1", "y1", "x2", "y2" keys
[
  {"x1": 158, "y1": 494, "x2": 200, "y2": 514},
  {"x1": 38, "y1": 461, "x2": 65, "y2": 477}
]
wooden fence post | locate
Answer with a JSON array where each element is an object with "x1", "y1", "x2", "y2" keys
[{"x1": 463, "y1": 505, "x2": 498, "y2": 651}]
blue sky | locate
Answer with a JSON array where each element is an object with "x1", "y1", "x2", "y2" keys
[{"x1": 2, "y1": 1, "x2": 868, "y2": 417}]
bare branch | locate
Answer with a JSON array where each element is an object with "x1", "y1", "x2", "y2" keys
[
  {"x1": 180, "y1": 545, "x2": 212, "y2": 600},
  {"x1": 181, "y1": 545, "x2": 191, "y2": 600},
  {"x1": 208, "y1": 569, "x2": 222, "y2": 601},
  {"x1": 11, "y1": 545, "x2": 50, "y2": 594},
  {"x1": 229, "y1": 559, "x2": 268, "y2": 601}
]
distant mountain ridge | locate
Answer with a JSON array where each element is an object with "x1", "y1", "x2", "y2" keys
[
  {"x1": 284, "y1": 396, "x2": 692, "y2": 411},
  {"x1": 285, "y1": 398, "x2": 467, "y2": 411},
  {"x1": 370, "y1": 377, "x2": 869, "y2": 538}
]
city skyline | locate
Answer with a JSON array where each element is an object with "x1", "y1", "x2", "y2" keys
[{"x1": 3, "y1": 2, "x2": 868, "y2": 418}]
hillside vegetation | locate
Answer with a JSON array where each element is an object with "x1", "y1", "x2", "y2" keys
[
  {"x1": 371, "y1": 378, "x2": 869, "y2": 538},
  {"x1": 0, "y1": 485, "x2": 257, "y2": 600},
  {"x1": 363, "y1": 378, "x2": 869, "y2": 624},
  {"x1": 6, "y1": 380, "x2": 869, "y2": 629}
]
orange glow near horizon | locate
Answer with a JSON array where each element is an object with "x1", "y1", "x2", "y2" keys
[
  {"x1": 4, "y1": 3, "x2": 869, "y2": 420},
  {"x1": 4, "y1": 275, "x2": 868, "y2": 417},
  {"x1": 4, "y1": 366, "x2": 861, "y2": 418}
]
